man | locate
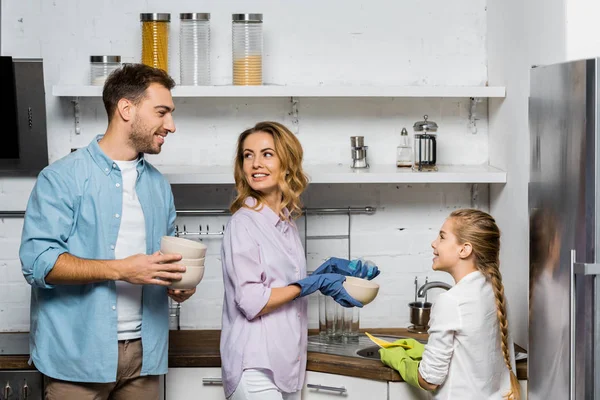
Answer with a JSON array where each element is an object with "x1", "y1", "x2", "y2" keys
[{"x1": 20, "y1": 63, "x2": 195, "y2": 400}]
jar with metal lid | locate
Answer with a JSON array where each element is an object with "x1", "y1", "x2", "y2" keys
[
  {"x1": 412, "y1": 115, "x2": 438, "y2": 172},
  {"x1": 90, "y1": 56, "x2": 121, "y2": 86},
  {"x1": 232, "y1": 13, "x2": 263, "y2": 86},
  {"x1": 141, "y1": 13, "x2": 170, "y2": 72},
  {"x1": 180, "y1": 13, "x2": 210, "y2": 85}
]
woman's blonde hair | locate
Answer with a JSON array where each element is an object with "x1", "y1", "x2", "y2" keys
[
  {"x1": 230, "y1": 121, "x2": 309, "y2": 220},
  {"x1": 449, "y1": 209, "x2": 521, "y2": 400}
]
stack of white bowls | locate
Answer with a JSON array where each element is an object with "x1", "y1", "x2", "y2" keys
[{"x1": 160, "y1": 236, "x2": 207, "y2": 289}]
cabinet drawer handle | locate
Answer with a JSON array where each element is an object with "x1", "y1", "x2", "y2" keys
[
  {"x1": 306, "y1": 383, "x2": 347, "y2": 394},
  {"x1": 202, "y1": 377, "x2": 223, "y2": 385}
]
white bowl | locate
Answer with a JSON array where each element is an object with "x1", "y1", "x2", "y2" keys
[
  {"x1": 343, "y1": 276, "x2": 380, "y2": 305},
  {"x1": 179, "y1": 257, "x2": 205, "y2": 267},
  {"x1": 161, "y1": 236, "x2": 207, "y2": 259},
  {"x1": 160, "y1": 255, "x2": 205, "y2": 267},
  {"x1": 168, "y1": 266, "x2": 205, "y2": 290}
]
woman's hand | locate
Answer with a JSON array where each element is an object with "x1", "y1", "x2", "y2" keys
[
  {"x1": 294, "y1": 273, "x2": 363, "y2": 307},
  {"x1": 313, "y1": 257, "x2": 380, "y2": 280}
]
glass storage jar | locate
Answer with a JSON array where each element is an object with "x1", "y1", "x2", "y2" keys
[
  {"x1": 90, "y1": 56, "x2": 121, "y2": 86},
  {"x1": 141, "y1": 13, "x2": 170, "y2": 72},
  {"x1": 232, "y1": 13, "x2": 263, "y2": 86},
  {"x1": 179, "y1": 13, "x2": 210, "y2": 85}
]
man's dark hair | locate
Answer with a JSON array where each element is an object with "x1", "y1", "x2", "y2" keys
[{"x1": 102, "y1": 63, "x2": 176, "y2": 121}]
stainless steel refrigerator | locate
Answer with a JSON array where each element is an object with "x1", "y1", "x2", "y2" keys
[{"x1": 529, "y1": 58, "x2": 600, "y2": 400}]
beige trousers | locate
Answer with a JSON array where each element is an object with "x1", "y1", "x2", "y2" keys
[{"x1": 44, "y1": 339, "x2": 159, "y2": 400}]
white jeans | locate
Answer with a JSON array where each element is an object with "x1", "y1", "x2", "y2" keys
[{"x1": 228, "y1": 369, "x2": 301, "y2": 400}]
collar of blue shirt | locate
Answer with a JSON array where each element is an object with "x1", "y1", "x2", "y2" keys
[{"x1": 87, "y1": 135, "x2": 146, "y2": 176}]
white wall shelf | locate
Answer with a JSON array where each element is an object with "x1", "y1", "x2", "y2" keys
[
  {"x1": 52, "y1": 85, "x2": 506, "y2": 98},
  {"x1": 158, "y1": 164, "x2": 507, "y2": 185}
]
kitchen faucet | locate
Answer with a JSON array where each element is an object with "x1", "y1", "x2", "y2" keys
[{"x1": 417, "y1": 281, "x2": 452, "y2": 298}]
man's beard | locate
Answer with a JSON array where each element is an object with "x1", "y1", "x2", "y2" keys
[{"x1": 128, "y1": 115, "x2": 162, "y2": 155}]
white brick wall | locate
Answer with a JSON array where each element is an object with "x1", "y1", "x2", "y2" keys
[{"x1": 0, "y1": 0, "x2": 497, "y2": 332}]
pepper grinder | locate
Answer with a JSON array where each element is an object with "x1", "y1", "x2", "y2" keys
[{"x1": 350, "y1": 136, "x2": 369, "y2": 169}]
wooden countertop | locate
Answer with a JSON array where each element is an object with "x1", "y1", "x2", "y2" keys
[{"x1": 0, "y1": 329, "x2": 527, "y2": 381}]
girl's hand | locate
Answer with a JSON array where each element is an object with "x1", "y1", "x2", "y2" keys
[{"x1": 168, "y1": 288, "x2": 196, "y2": 303}]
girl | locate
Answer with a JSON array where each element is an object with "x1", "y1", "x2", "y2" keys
[
  {"x1": 220, "y1": 121, "x2": 361, "y2": 400},
  {"x1": 380, "y1": 209, "x2": 520, "y2": 400}
]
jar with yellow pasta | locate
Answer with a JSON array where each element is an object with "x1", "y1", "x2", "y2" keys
[
  {"x1": 232, "y1": 13, "x2": 263, "y2": 86},
  {"x1": 140, "y1": 13, "x2": 171, "y2": 72}
]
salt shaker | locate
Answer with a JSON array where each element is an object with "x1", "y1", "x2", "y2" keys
[{"x1": 396, "y1": 127, "x2": 413, "y2": 168}]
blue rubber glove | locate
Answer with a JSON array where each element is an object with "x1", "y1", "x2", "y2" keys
[
  {"x1": 294, "y1": 273, "x2": 363, "y2": 308},
  {"x1": 313, "y1": 257, "x2": 380, "y2": 280}
]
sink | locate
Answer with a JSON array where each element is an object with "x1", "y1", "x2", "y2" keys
[
  {"x1": 308, "y1": 334, "x2": 426, "y2": 360},
  {"x1": 355, "y1": 345, "x2": 382, "y2": 360}
]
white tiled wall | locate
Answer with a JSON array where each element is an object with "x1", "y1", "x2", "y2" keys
[{"x1": 0, "y1": 0, "x2": 492, "y2": 332}]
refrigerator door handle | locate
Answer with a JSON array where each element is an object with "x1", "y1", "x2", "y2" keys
[
  {"x1": 571, "y1": 254, "x2": 600, "y2": 400},
  {"x1": 571, "y1": 249, "x2": 576, "y2": 400},
  {"x1": 573, "y1": 262, "x2": 600, "y2": 275}
]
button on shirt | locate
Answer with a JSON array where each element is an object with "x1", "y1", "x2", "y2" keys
[
  {"x1": 19, "y1": 135, "x2": 177, "y2": 383},
  {"x1": 220, "y1": 197, "x2": 308, "y2": 397},
  {"x1": 418, "y1": 271, "x2": 516, "y2": 400}
]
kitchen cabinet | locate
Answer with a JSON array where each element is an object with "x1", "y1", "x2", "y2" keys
[
  {"x1": 165, "y1": 367, "x2": 226, "y2": 400},
  {"x1": 519, "y1": 380, "x2": 527, "y2": 399},
  {"x1": 302, "y1": 371, "x2": 387, "y2": 399},
  {"x1": 159, "y1": 374, "x2": 165, "y2": 400},
  {"x1": 388, "y1": 382, "x2": 432, "y2": 399},
  {"x1": 388, "y1": 380, "x2": 529, "y2": 399}
]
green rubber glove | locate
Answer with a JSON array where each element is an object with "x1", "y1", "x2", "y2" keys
[
  {"x1": 379, "y1": 347, "x2": 423, "y2": 390},
  {"x1": 390, "y1": 338, "x2": 425, "y2": 360}
]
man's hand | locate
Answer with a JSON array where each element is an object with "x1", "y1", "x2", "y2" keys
[
  {"x1": 118, "y1": 251, "x2": 185, "y2": 286},
  {"x1": 168, "y1": 288, "x2": 196, "y2": 303}
]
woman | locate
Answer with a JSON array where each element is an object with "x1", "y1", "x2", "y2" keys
[
  {"x1": 220, "y1": 121, "x2": 362, "y2": 400},
  {"x1": 380, "y1": 209, "x2": 520, "y2": 400}
]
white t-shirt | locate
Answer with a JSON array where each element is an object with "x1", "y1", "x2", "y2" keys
[
  {"x1": 419, "y1": 270, "x2": 517, "y2": 400},
  {"x1": 114, "y1": 159, "x2": 146, "y2": 341}
]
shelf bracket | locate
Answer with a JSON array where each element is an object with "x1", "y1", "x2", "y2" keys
[
  {"x1": 71, "y1": 97, "x2": 81, "y2": 135},
  {"x1": 470, "y1": 183, "x2": 480, "y2": 209},
  {"x1": 468, "y1": 97, "x2": 481, "y2": 134},
  {"x1": 289, "y1": 96, "x2": 299, "y2": 134}
]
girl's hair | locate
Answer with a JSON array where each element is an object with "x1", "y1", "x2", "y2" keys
[
  {"x1": 449, "y1": 209, "x2": 521, "y2": 400},
  {"x1": 230, "y1": 121, "x2": 309, "y2": 220}
]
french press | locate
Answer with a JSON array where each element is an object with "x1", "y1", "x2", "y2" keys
[{"x1": 412, "y1": 115, "x2": 438, "y2": 172}]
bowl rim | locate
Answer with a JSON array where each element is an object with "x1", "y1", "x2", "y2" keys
[
  {"x1": 161, "y1": 236, "x2": 207, "y2": 249},
  {"x1": 159, "y1": 253, "x2": 205, "y2": 262}
]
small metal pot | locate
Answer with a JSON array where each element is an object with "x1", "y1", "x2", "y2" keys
[{"x1": 409, "y1": 301, "x2": 432, "y2": 328}]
